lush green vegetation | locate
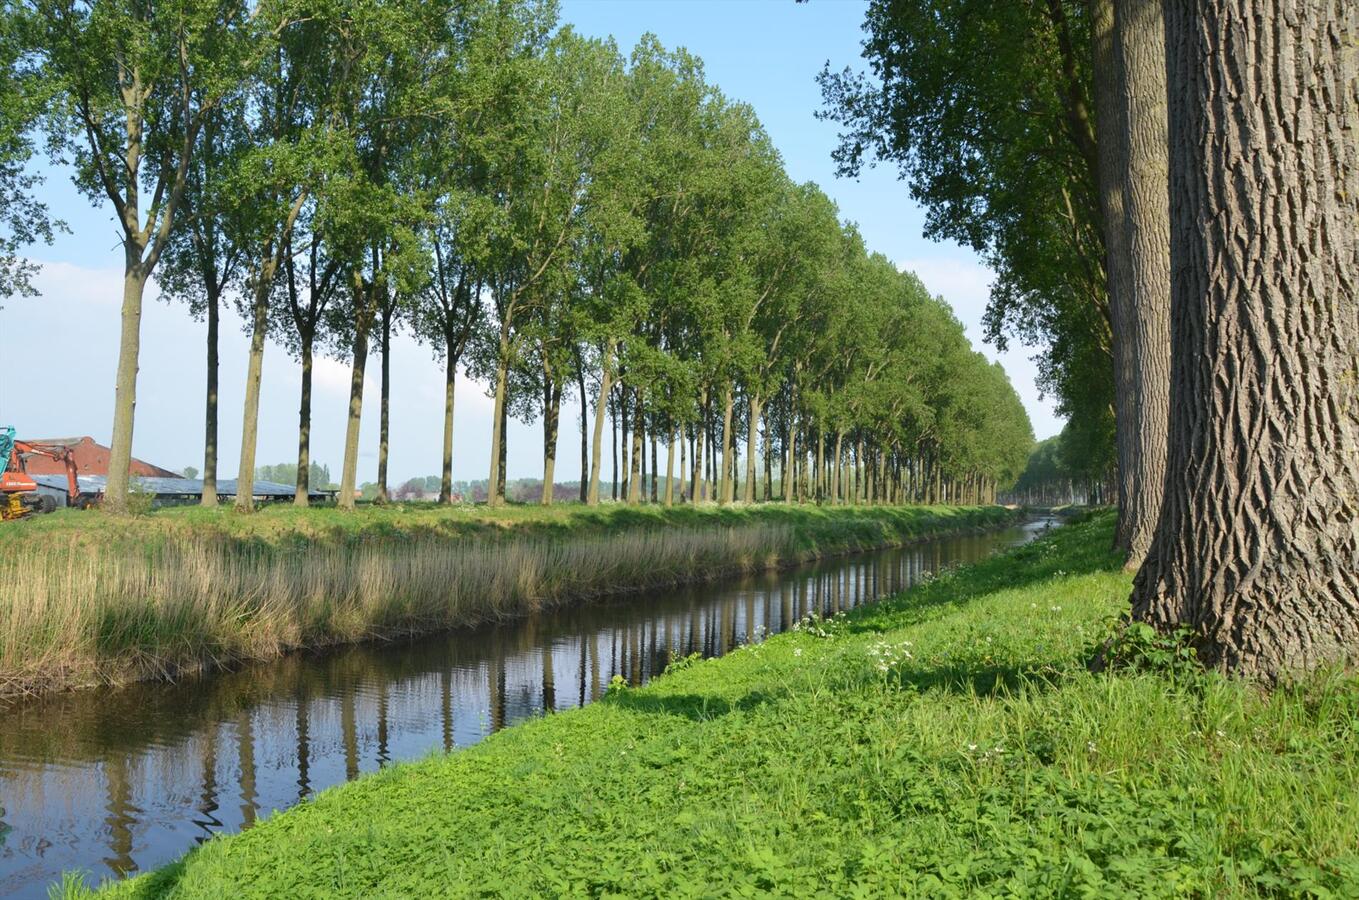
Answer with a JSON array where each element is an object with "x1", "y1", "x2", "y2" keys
[
  {"x1": 4, "y1": 0, "x2": 1032, "y2": 519},
  {"x1": 0, "y1": 504, "x2": 1014, "y2": 698},
  {"x1": 67, "y1": 513, "x2": 1359, "y2": 897},
  {"x1": 0, "y1": 499, "x2": 1012, "y2": 552}
]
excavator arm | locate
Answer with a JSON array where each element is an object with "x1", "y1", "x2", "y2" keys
[
  {"x1": 15, "y1": 440, "x2": 81, "y2": 503},
  {"x1": 0, "y1": 429, "x2": 84, "y2": 518}
]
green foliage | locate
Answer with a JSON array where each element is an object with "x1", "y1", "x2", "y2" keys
[
  {"x1": 0, "y1": 0, "x2": 57, "y2": 300},
  {"x1": 65, "y1": 513, "x2": 1359, "y2": 898},
  {"x1": 254, "y1": 461, "x2": 330, "y2": 488},
  {"x1": 1099, "y1": 621, "x2": 1201, "y2": 679},
  {"x1": 820, "y1": 0, "x2": 1110, "y2": 456}
]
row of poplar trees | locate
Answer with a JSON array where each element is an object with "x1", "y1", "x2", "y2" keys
[
  {"x1": 824, "y1": 0, "x2": 1357, "y2": 680},
  {"x1": 1, "y1": 0, "x2": 1033, "y2": 514}
]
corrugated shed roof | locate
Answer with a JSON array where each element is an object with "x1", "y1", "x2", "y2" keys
[{"x1": 31, "y1": 474, "x2": 332, "y2": 499}]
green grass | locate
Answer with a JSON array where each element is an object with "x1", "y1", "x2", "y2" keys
[
  {"x1": 2, "y1": 504, "x2": 1015, "y2": 697},
  {"x1": 2, "y1": 500, "x2": 1007, "y2": 551},
  {"x1": 68, "y1": 512, "x2": 1359, "y2": 898}
]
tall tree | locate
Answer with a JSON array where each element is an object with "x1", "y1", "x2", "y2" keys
[
  {"x1": 413, "y1": 214, "x2": 482, "y2": 504},
  {"x1": 1131, "y1": 0, "x2": 1358, "y2": 679},
  {"x1": 326, "y1": 0, "x2": 446, "y2": 510},
  {"x1": 482, "y1": 32, "x2": 617, "y2": 506},
  {"x1": 279, "y1": 220, "x2": 342, "y2": 505},
  {"x1": 1107, "y1": 0, "x2": 1171, "y2": 567},
  {"x1": 34, "y1": 0, "x2": 248, "y2": 511},
  {"x1": 231, "y1": 13, "x2": 319, "y2": 511},
  {"x1": 155, "y1": 107, "x2": 247, "y2": 508}
]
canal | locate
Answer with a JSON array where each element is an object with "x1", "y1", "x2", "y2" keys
[{"x1": 0, "y1": 517, "x2": 1051, "y2": 896}]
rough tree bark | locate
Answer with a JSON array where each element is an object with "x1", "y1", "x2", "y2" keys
[
  {"x1": 1091, "y1": 0, "x2": 1139, "y2": 553},
  {"x1": 1131, "y1": 0, "x2": 1359, "y2": 679},
  {"x1": 1109, "y1": 0, "x2": 1172, "y2": 569}
]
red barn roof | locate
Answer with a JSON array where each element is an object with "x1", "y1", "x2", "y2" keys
[{"x1": 21, "y1": 436, "x2": 180, "y2": 478}]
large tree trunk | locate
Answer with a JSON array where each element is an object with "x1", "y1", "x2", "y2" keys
[
  {"x1": 235, "y1": 266, "x2": 273, "y2": 513},
  {"x1": 576, "y1": 356, "x2": 589, "y2": 503},
  {"x1": 718, "y1": 385, "x2": 734, "y2": 504},
  {"x1": 650, "y1": 431, "x2": 658, "y2": 503},
  {"x1": 690, "y1": 393, "x2": 706, "y2": 503},
  {"x1": 201, "y1": 284, "x2": 220, "y2": 508},
  {"x1": 541, "y1": 378, "x2": 561, "y2": 506},
  {"x1": 338, "y1": 282, "x2": 373, "y2": 511},
  {"x1": 375, "y1": 303, "x2": 391, "y2": 505},
  {"x1": 679, "y1": 426, "x2": 687, "y2": 502},
  {"x1": 486, "y1": 325, "x2": 511, "y2": 507},
  {"x1": 440, "y1": 344, "x2": 456, "y2": 504},
  {"x1": 743, "y1": 394, "x2": 760, "y2": 503},
  {"x1": 1091, "y1": 0, "x2": 1138, "y2": 547},
  {"x1": 586, "y1": 355, "x2": 611, "y2": 505},
  {"x1": 627, "y1": 388, "x2": 643, "y2": 504},
  {"x1": 610, "y1": 384, "x2": 619, "y2": 500},
  {"x1": 497, "y1": 399, "x2": 508, "y2": 503},
  {"x1": 105, "y1": 259, "x2": 149, "y2": 513},
  {"x1": 664, "y1": 430, "x2": 676, "y2": 506},
  {"x1": 826, "y1": 432, "x2": 837, "y2": 503},
  {"x1": 1131, "y1": 0, "x2": 1359, "y2": 679},
  {"x1": 619, "y1": 383, "x2": 630, "y2": 500},
  {"x1": 1111, "y1": 0, "x2": 1172, "y2": 569},
  {"x1": 294, "y1": 334, "x2": 314, "y2": 507}
]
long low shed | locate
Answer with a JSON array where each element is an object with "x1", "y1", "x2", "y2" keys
[{"x1": 30, "y1": 474, "x2": 334, "y2": 507}]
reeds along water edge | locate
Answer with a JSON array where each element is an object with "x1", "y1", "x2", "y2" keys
[{"x1": 0, "y1": 524, "x2": 798, "y2": 695}]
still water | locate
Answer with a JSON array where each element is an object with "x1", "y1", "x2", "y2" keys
[{"x1": 0, "y1": 518, "x2": 1050, "y2": 897}]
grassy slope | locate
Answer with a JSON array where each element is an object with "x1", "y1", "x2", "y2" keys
[{"x1": 76, "y1": 513, "x2": 1359, "y2": 898}]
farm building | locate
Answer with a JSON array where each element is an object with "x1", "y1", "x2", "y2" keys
[{"x1": 20, "y1": 436, "x2": 180, "y2": 478}]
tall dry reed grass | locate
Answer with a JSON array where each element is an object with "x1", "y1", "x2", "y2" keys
[{"x1": 0, "y1": 524, "x2": 794, "y2": 696}]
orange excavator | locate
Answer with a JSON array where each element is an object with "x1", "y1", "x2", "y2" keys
[{"x1": 0, "y1": 427, "x2": 84, "y2": 520}]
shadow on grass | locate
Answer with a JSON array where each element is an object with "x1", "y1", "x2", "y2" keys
[
  {"x1": 605, "y1": 688, "x2": 779, "y2": 722},
  {"x1": 840, "y1": 516, "x2": 1124, "y2": 637}
]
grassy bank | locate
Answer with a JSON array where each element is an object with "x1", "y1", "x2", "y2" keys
[
  {"x1": 0, "y1": 503, "x2": 1013, "y2": 698},
  {"x1": 70, "y1": 512, "x2": 1359, "y2": 898}
]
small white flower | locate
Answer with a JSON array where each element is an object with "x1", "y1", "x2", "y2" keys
[{"x1": 793, "y1": 648, "x2": 803, "y2": 658}]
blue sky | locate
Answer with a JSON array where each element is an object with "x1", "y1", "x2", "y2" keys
[{"x1": 0, "y1": 0, "x2": 1059, "y2": 484}]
